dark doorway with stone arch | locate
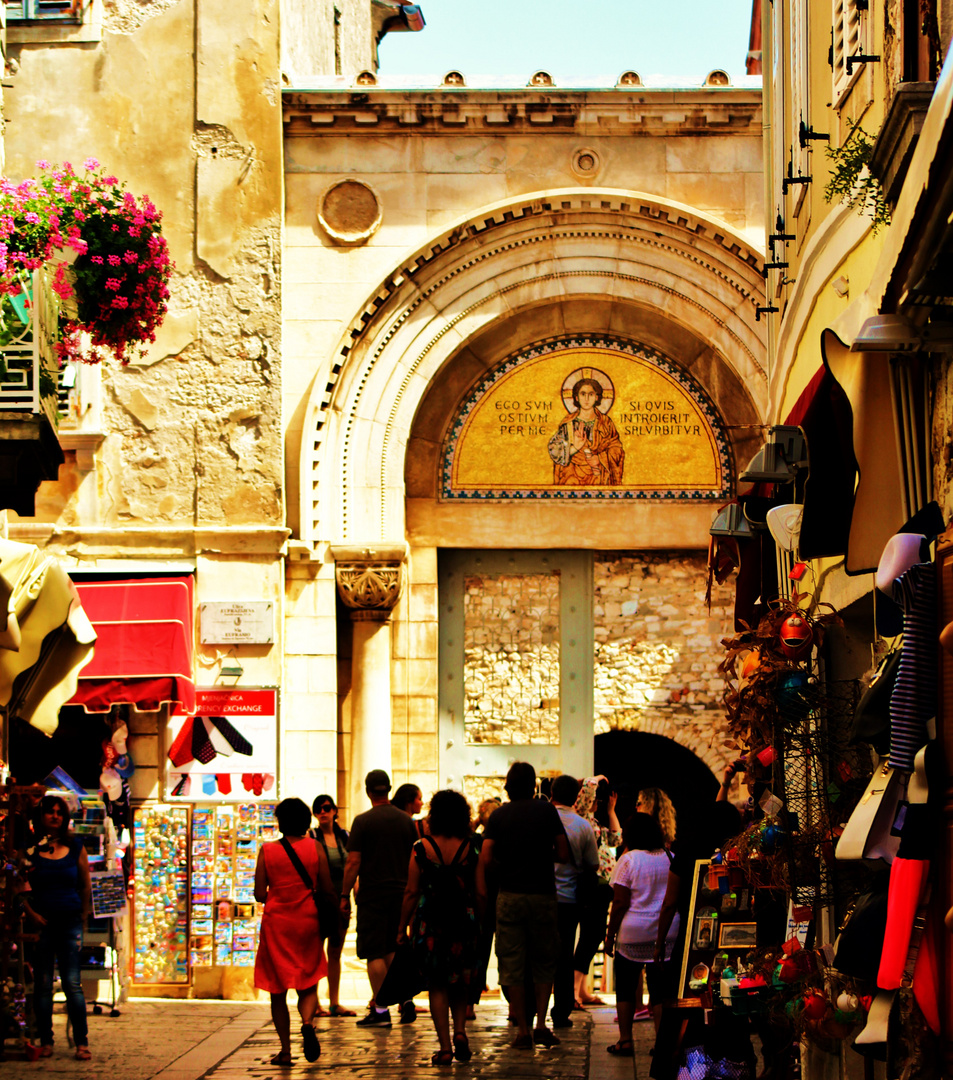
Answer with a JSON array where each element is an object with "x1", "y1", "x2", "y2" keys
[{"x1": 593, "y1": 730, "x2": 722, "y2": 853}]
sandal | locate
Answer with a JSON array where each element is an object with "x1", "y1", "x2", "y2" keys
[
  {"x1": 270, "y1": 1051, "x2": 294, "y2": 1066},
  {"x1": 432, "y1": 1049, "x2": 454, "y2": 1066},
  {"x1": 314, "y1": 1005, "x2": 330, "y2": 1017},
  {"x1": 607, "y1": 1040, "x2": 635, "y2": 1057},
  {"x1": 39, "y1": 1046, "x2": 54, "y2": 1058},
  {"x1": 301, "y1": 1024, "x2": 321, "y2": 1062},
  {"x1": 453, "y1": 1033, "x2": 471, "y2": 1062},
  {"x1": 328, "y1": 1004, "x2": 356, "y2": 1017},
  {"x1": 75, "y1": 1047, "x2": 92, "y2": 1061},
  {"x1": 581, "y1": 995, "x2": 606, "y2": 1006},
  {"x1": 512, "y1": 1034, "x2": 534, "y2": 1050}
]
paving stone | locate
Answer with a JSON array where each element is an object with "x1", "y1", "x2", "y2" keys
[{"x1": 1, "y1": 1000, "x2": 640, "y2": 1080}]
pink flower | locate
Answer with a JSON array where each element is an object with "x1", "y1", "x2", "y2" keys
[
  {"x1": 104, "y1": 277, "x2": 122, "y2": 291},
  {"x1": 84, "y1": 157, "x2": 100, "y2": 170},
  {"x1": 123, "y1": 250, "x2": 138, "y2": 264},
  {"x1": 111, "y1": 296, "x2": 129, "y2": 309},
  {"x1": 23, "y1": 212, "x2": 40, "y2": 223},
  {"x1": 90, "y1": 255, "x2": 104, "y2": 265},
  {"x1": 36, "y1": 159, "x2": 50, "y2": 169},
  {"x1": 107, "y1": 254, "x2": 121, "y2": 266}
]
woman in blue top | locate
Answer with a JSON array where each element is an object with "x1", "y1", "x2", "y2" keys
[{"x1": 22, "y1": 795, "x2": 92, "y2": 1060}]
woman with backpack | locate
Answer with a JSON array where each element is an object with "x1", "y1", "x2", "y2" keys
[{"x1": 397, "y1": 789, "x2": 480, "y2": 1066}]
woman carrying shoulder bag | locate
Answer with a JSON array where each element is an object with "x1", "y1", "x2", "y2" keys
[{"x1": 254, "y1": 798, "x2": 336, "y2": 1066}]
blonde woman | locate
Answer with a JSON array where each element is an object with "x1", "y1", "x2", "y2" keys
[
  {"x1": 636, "y1": 787, "x2": 676, "y2": 848},
  {"x1": 572, "y1": 776, "x2": 621, "y2": 1007}
]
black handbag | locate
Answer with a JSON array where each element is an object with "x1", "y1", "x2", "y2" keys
[
  {"x1": 850, "y1": 647, "x2": 901, "y2": 753},
  {"x1": 376, "y1": 942, "x2": 424, "y2": 1007},
  {"x1": 280, "y1": 837, "x2": 342, "y2": 949},
  {"x1": 831, "y1": 870, "x2": 890, "y2": 981}
]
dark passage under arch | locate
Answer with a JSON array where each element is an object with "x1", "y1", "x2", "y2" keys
[{"x1": 594, "y1": 730, "x2": 723, "y2": 854}]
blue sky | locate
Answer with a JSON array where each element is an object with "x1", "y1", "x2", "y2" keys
[{"x1": 378, "y1": 0, "x2": 756, "y2": 82}]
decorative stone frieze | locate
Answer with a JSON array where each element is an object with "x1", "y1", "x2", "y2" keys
[{"x1": 282, "y1": 89, "x2": 763, "y2": 138}]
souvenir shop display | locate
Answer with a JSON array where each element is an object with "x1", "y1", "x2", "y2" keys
[
  {"x1": 189, "y1": 803, "x2": 277, "y2": 970},
  {"x1": 682, "y1": 512, "x2": 953, "y2": 1080},
  {"x1": 132, "y1": 805, "x2": 189, "y2": 984}
]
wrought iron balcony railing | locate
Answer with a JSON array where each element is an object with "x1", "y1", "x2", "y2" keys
[{"x1": 0, "y1": 268, "x2": 62, "y2": 431}]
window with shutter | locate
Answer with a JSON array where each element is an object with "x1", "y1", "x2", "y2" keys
[
  {"x1": 832, "y1": 0, "x2": 865, "y2": 102},
  {"x1": 5, "y1": 0, "x2": 89, "y2": 21},
  {"x1": 790, "y1": 0, "x2": 809, "y2": 177}
]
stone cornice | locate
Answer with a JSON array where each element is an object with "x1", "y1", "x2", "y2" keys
[
  {"x1": 7, "y1": 524, "x2": 291, "y2": 558},
  {"x1": 282, "y1": 89, "x2": 763, "y2": 137}
]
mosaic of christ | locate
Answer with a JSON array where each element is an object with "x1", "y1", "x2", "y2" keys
[{"x1": 547, "y1": 368, "x2": 624, "y2": 485}]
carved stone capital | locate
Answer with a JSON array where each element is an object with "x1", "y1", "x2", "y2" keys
[{"x1": 334, "y1": 557, "x2": 404, "y2": 619}]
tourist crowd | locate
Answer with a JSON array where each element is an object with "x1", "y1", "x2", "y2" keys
[{"x1": 252, "y1": 764, "x2": 685, "y2": 1065}]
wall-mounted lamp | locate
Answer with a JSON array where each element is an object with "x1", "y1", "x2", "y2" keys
[
  {"x1": 740, "y1": 425, "x2": 807, "y2": 482},
  {"x1": 849, "y1": 315, "x2": 953, "y2": 353},
  {"x1": 710, "y1": 503, "x2": 753, "y2": 539}
]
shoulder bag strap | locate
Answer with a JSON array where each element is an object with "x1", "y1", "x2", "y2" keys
[{"x1": 279, "y1": 837, "x2": 319, "y2": 907}]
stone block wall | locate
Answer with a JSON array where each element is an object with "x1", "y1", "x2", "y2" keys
[{"x1": 594, "y1": 552, "x2": 736, "y2": 774}]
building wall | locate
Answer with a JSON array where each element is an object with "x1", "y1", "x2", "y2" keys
[
  {"x1": 4, "y1": 0, "x2": 290, "y2": 793},
  {"x1": 282, "y1": 86, "x2": 767, "y2": 818}
]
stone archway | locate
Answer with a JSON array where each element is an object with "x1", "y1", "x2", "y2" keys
[
  {"x1": 594, "y1": 729, "x2": 724, "y2": 847},
  {"x1": 300, "y1": 187, "x2": 768, "y2": 549}
]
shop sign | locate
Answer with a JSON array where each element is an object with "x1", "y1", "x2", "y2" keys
[
  {"x1": 166, "y1": 687, "x2": 278, "y2": 802},
  {"x1": 199, "y1": 601, "x2": 274, "y2": 644}
]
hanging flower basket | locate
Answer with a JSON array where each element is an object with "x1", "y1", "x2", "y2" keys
[{"x1": 0, "y1": 159, "x2": 173, "y2": 365}]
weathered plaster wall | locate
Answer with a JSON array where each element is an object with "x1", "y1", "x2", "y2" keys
[
  {"x1": 5, "y1": 2, "x2": 291, "y2": 783},
  {"x1": 6, "y1": 0, "x2": 283, "y2": 534}
]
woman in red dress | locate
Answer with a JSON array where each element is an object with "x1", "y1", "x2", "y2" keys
[{"x1": 255, "y1": 798, "x2": 335, "y2": 1066}]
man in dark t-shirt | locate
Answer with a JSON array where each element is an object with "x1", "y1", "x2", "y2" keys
[
  {"x1": 477, "y1": 761, "x2": 569, "y2": 1049},
  {"x1": 341, "y1": 769, "x2": 418, "y2": 1027}
]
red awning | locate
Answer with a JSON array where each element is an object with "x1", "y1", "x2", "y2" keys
[{"x1": 68, "y1": 577, "x2": 196, "y2": 713}]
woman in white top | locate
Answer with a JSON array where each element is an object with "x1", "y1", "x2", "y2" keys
[{"x1": 603, "y1": 813, "x2": 680, "y2": 1056}]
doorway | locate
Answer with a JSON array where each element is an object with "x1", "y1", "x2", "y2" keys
[{"x1": 438, "y1": 549, "x2": 594, "y2": 802}]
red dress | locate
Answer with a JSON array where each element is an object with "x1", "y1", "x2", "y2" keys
[{"x1": 254, "y1": 839, "x2": 327, "y2": 993}]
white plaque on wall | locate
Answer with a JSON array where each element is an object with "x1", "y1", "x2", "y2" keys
[{"x1": 200, "y1": 602, "x2": 274, "y2": 644}]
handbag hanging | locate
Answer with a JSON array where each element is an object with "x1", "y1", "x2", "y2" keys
[
  {"x1": 280, "y1": 837, "x2": 341, "y2": 949},
  {"x1": 831, "y1": 870, "x2": 890, "y2": 982},
  {"x1": 850, "y1": 645, "x2": 902, "y2": 753},
  {"x1": 835, "y1": 759, "x2": 905, "y2": 866}
]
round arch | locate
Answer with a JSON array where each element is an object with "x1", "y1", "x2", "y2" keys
[{"x1": 300, "y1": 188, "x2": 768, "y2": 547}]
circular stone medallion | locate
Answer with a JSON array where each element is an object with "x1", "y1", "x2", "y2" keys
[{"x1": 317, "y1": 178, "x2": 382, "y2": 245}]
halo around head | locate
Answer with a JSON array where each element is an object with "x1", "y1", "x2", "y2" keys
[{"x1": 561, "y1": 367, "x2": 615, "y2": 413}]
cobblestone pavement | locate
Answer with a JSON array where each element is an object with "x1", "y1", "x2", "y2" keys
[{"x1": 1, "y1": 997, "x2": 653, "y2": 1080}]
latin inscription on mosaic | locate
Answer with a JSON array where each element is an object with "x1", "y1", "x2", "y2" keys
[{"x1": 443, "y1": 336, "x2": 731, "y2": 499}]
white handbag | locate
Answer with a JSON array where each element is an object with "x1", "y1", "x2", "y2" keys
[{"x1": 835, "y1": 759, "x2": 905, "y2": 865}]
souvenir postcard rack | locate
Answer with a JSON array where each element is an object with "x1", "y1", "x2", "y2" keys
[{"x1": 131, "y1": 802, "x2": 277, "y2": 985}]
